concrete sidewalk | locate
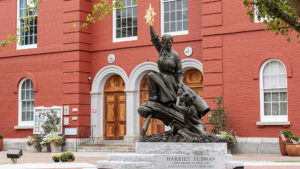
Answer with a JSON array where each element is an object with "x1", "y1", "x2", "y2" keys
[{"x1": 1, "y1": 151, "x2": 300, "y2": 169}]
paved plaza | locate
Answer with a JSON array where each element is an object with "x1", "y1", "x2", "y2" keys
[{"x1": 1, "y1": 151, "x2": 300, "y2": 169}]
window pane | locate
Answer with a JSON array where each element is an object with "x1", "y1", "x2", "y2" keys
[
  {"x1": 133, "y1": 17, "x2": 137, "y2": 26},
  {"x1": 164, "y1": 23, "x2": 169, "y2": 33},
  {"x1": 116, "y1": 28, "x2": 121, "y2": 38},
  {"x1": 170, "y1": 1, "x2": 175, "y2": 11},
  {"x1": 279, "y1": 75, "x2": 286, "y2": 88},
  {"x1": 183, "y1": 10, "x2": 188, "y2": 20},
  {"x1": 164, "y1": 2, "x2": 169, "y2": 12},
  {"x1": 264, "y1": 93, "x2": 271, "y2": 102},
  {"x1": 280, "y1": 102, "x2": 287, "y2": 115},
  {"x1": 176, "y1": 0, "x2": 182, "y2": 10},
  {"x1": 133, "y1": 7, "x2": 137, "y2": 16},
  {"x1": 122, "y1": 18, "x2": 126, "y2": 27},
  {"x1": 126, "y1": 0, "x2": 131, "y2": 6},
  {"x1": 183, "y1": 20, "x2": 188, "y2": 30},
  {"x1": 183, "y1": 0, "x2": 188, "y2": 9},
  {"x1": 170, "y1": 22, "x2": 176, "y2": 32},
  {"x1": 272, "y1": 103, "x2": 279, "y2": 115},
  {"x1": 122, "y1": 28, "x2": 126, "y2": 37},
  {"x1": 127, "y1": 27, "x2": 132, "y2": 37},
  {"x1": 116, "y1": 10, "x2": 121, "y2": 18},
  {"x1": 170, "y1": 11, "x2": 175, "y2": 22},
  {"x1": 177, "y1": 11, "x2": 182, "y2": 20},
  {"x1": 127, "y1": 18, "x2": 132, "y2": 27},
  {"x1": 264, "y1": 103, "x2": 271, "y2": 115},
  {"x1": 121, "y1": 9, "x2": 126, "y2": 18},
  {"x1": 271, "y1": 76, "x2": 279, "y2": 88},
  {"x1": 272, "y1": 92, "x2": 279, "y2": 101},
  {"x1": 127, "y1": 8, "x2": 132, "y2": 17},
  {"x1": 280, "y1": 92, "x2": 287, "y2": 101},
  {"x1": 177, "y1": 21, "x2": 182, "y2": 31},
  {"x1": 117, "y1": 19, "x2": 121, "y2": 28},
  {"x1": 263, "y1": 76, "x2": 270, "y2": 89},
  {"x1": 164, "y1": 12, "x2": 169, "y2": 22},
  {"x1": 133, "y1": 27, "x2": 137, "y2": 36}
]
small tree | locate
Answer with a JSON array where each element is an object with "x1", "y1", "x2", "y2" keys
[{"x1": 207, "y1": 96, "x2": 228, "y2": 134}]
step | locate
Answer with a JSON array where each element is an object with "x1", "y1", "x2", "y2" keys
[
  {"x1": 97, "y1": 160, "x2": 155, "y2": 169},
  {"x1": 78, "y1": 143, "x2": 136, "y2": 152}
]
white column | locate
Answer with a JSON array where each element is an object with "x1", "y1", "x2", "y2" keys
[
  {"x1": 90, "y1": 91, "x2": 103, "y2": 140},
  {"x1": 124, "y1": 90, "x2": 140, "y2": 143}
]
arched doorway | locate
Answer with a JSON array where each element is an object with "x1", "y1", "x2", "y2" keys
[
  {"x1": 104, "y1": 75, "x2": 126, "y2": 140},
  {"x1": 139, "y1": 75, "x2": 165, "y2": 135},
  {"x1": 184, "y1": 69, "x2": 203, "y2": 97}
]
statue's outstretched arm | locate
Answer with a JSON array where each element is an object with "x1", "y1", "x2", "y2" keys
[{"x1": 150, "y1": 25, "x2": 163, "y2": 53}]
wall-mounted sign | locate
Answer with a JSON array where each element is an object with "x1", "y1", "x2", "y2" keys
[
  {"x1": 64, "y1": 105, "x2": 69, "y2": 115},
  {"x1": 64, "y1": 128, "x2": 78, "y2": 136},
  {"x1": 108, "y1": 54, "x2": 116, "y2": 63},
  {"x1": 33, "y1": 106, "x2": 63, "y2": 134},
  {"x1": 64, "y1": 117, "x2": 69, "y2": 125},
  {"x1": 184, "y1": 46, "x2": 193, "y2": 57}
]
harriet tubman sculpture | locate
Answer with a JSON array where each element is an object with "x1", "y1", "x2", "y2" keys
[{"x1": 138, "y1": 5, "x2": 210, "y2": 139}]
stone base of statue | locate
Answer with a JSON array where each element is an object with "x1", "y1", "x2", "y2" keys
[{"x1": 96, "y1": 142, "x2": 243, "y2": 169}]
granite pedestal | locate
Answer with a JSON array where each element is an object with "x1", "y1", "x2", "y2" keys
[{"x1": 97, "y1": 142, "x2": 243, "y2": 169}]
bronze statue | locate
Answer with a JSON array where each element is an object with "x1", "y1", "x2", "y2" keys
[{"x1": 138, "y1": 4, "x2": 210, "y2": 139}]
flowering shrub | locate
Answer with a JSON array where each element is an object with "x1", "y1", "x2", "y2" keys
[
  {"x1": 60, "y1": 151, "x2": 75, "y2": 162},
  {"x1": 27, "y1": 135, "x2": 42, "y2": 146},
  {"x1": 43, "y1": 132, "x2": 63, "y2": 145},
  {"x1": 52, "y1": 154, "x2": 60, "y2": 162}
]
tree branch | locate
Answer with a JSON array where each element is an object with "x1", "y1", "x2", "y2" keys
[{"x1": 264, "y1": 0, "x2": 300, "y2": 33}]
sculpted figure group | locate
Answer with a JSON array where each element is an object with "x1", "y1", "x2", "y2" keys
[{"x1": 138, "y1": 24, "x2": 211, "y2": 139}]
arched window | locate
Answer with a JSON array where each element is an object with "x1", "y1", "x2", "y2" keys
[
  {"x1": 260, "y1": 59, "x2": 287, "y2": 122},
  {"x1": 19, "y1": 78, "x2": 34, "y2": 126}
]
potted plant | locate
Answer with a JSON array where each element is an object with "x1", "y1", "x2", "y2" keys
[
  {"x1": 60, "y1": 151, "x2": 75, "y2": 162},
  {"x1": 218, "y1": 130, "x2": 237, "y2": 154},
  {"x1": 27, "y1": 135, "x2": 42, "y2": 152},
  {"x1": 285, "y1": 136, "x2": 300, "y2": 156},
  {"x1": 52, "y1": 154, "x2": 60, "y2": 162},
  {"x1": 0, "y1": 134, "x2": 3, "y2": 151},
  {"x1": 43, "y1": 132, "x2": 63, "y2": 153},
  {"x1": 279, "y1": 130, "x2": 292, "y2": 155}
]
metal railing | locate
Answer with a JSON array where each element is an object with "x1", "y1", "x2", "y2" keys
[{"x1": 75, "y1": 125, "x2": 95, "y2": 152}]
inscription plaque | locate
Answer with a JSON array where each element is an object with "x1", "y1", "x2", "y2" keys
[{"x1": 156, "y1": 155, "x2": 225, "y2": 169}]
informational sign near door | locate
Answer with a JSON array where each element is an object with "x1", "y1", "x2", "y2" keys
[{"x1": 33, "y1": 106, "x2": 63, "y2": 134}]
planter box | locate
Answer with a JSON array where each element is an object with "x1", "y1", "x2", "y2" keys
[
  {"x1": 279, "y1": 137, "x2": 288, "y2": 155},
  {"x1": 286, "y1": 144, "x2": 300, "y2": 156}
]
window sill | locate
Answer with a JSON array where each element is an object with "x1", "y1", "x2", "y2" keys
[
  {"x1": 17, "y1": 44, "x2": 37, "y2": 50},
  {"x1": 14, "y1": 126, "x2": 34, "y2": 130},
  {"x1": 256, "y1": 121, "x2": 290, "y2": 127}
]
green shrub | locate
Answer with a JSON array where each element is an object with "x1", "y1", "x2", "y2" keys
[
  {"x1": 207, "y1": 96, "x2": 228, "y2": 134},
  {"x1": 0, "y1": 134, "x2": 3, "y2": 139},
  {"x1": 291, "y1": 136, "x2": 300, "y2": 142},
  {"x1": 282, "y1": 130, "x2": 293, "y2": 138},
  {"x1": 60, "y1": 151, "x2": 75, "y2": 162}
]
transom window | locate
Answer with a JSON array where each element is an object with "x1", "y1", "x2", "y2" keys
[
  {"x1": 161, "y1": 0, "x2": 188, "y2": 36},
  {"x1": 17, "y1": 0, "x2": 38, "y2": 49},
  {"x1": 19, "y1": 78, "x2": 34, "y2": 126},
  {"x1": 113, "y1": 0, "x2": 137, "y2": 42},
  {"x1": 260, "y1": 59, "x2": 287, "y2": 122}
]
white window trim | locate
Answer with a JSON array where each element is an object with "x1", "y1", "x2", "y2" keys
[
  {"x1": 16, "y1": 0, "x2": 38, "y2": 50},
  {"x1": 18, "y1": 78, "x2": 34, "y2": 127},
  {"x1": 161, "y1": 0, "x2": 189, "y2": 36},
  {"x1": 254, "y1": 2, "x2": 269, "y2": 23},
  {"x1": 259, "y1": 59, "x2": 288, "y2": 123},
  {"x1": 112, "y1": 1, "x2": 138, "y2": 43}
]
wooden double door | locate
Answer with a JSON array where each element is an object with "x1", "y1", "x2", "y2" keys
[
  {"x1": 139, "y1": 69, "x2": 203, "y2": 135},
  {"x1": 104, "y1": 75, "x2": 126, "y2": 140}
]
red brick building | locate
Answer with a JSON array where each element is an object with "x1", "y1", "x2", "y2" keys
[{"x1": 0, "y1": 0, "x2": 299, "y2": 153}]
